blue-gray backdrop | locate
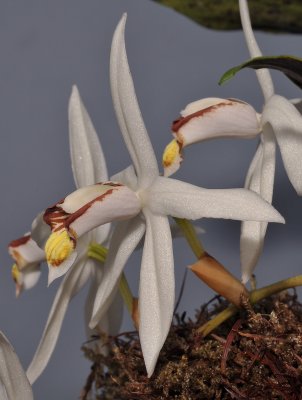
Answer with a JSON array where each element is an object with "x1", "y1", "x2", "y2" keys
[{"x1": 0, "y1": 1, "x2": 301, "y2": 398}]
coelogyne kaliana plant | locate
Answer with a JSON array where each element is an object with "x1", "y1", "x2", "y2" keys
[{"x1": 6, "y1": 0, "x2": 302, "y2": 398}]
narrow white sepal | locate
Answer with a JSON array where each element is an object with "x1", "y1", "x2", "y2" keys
[
  {"x1": 27, "y1": 257, "x2": 91, "y2": 384},
  {"x1": 139, "y1": 210, "x2": 174, "y2": 377},
  {"x1": 110, "y1": 165, "x2": 138, "y2": 191},
  {"x1": 69, "y1": 85, "x2": 108, "y2": 188},
  {"x1": 85, "y1": 264, "x2": 123, "y2": 353},
  {"x1": 147, "y1": 176, "x2": 284, "y2": 224},
  {"x1": 239, "y1": 0, "x2": 274, "y2": 100},
  {"x1": 240, "y1": 132, "x2": 276, "y2": 282},
  {"x1": 0, "y1": 332, "x2": 33, "y2": 400},
  {"x1": 110, "y1": 15, "x2": 159, "y2": 189},
  {"x1": 90, "y1": 216, "x2": 145, "y2": 328},
  {"x1": 262, "y1": 95, "x2": 302, "y2": 195}
]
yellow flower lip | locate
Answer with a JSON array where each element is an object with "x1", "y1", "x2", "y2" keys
[
  {"x1": 162, "y1": 139, "x2": 182, "y2": 168},
  {"x1": 11, "y1": 264, "x2": 20, "y2": 283},
  {"x1": 45, "y1": 229, "x2": 76, "y2": 267},
  {"x1": 162, "y1": 139, "x2": 183, "y2": 177}
]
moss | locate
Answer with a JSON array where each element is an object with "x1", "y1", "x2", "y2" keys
[
  {"x1": 152, "y1": 0, "x2": 302, "y2": 33},
  {"x1": 82, "y1": 292, "x2": 302, "y2": 399}
]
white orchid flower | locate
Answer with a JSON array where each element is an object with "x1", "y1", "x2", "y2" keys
[
  {"x1": 163, "y1": 97, "x2": 262, "y2": 177},
  {"x1": 0, "y1": 331, "x2": 33, "y2": 400},
  {"x1": 24, "y1": 86, "x2": 123, "y2": 385},
  {"x1": 164, "y1": 0, "x2": 302, "y2": 283},
  {"x1": 239, "y1": 0, "x2": 302, "y2": 282},
  {"x1": 8, "y1": 232, "x2": 45, "y2": 297},
  {"x1": 40, "y1": 15, "x2": 284, "y2": 376}
]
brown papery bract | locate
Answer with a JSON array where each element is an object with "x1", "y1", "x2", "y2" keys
[{"x1": 190, "y1": 253, "x2": 249, "y2": 307}]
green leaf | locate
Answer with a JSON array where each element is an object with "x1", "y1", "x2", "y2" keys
[{"x1": 219, "y1": 55, "x2": 302, "y2": 89}]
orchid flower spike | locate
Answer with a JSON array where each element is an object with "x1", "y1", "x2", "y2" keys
[
  {"x1": 23, "y1": 87, "x2": 123, "y2": 385},
  {"x1": 164, "y1": 0, "x2": 302, "y2": 284},
  {"x1": 0, "y1": 331, "x2": 33, "y2": 400},
  {"x1": 39, "y1": 14, "x2": 284, "y2": 376}
]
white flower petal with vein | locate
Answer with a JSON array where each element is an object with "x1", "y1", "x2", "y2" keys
[
  {"x1": 0, "y1": 332, "x2": 33, "y2": 400},
  {"x1": 163, "y1": 98, "x2": 260, "y2": 176}
]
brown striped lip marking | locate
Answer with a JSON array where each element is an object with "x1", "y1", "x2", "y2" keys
[
  {"x1": 97, "y1": 181, "x2": 123, "y2": 187},
  {"x1": 172, "y1": 100, "x2": 238, "y2": 133},
  {"x1": 44, "y1": 206, "x2": 69, "y2": 232},
  {"x1": 44, "y1": 184, "x2": 123, "y2": 233},
  {"x1": 9, "y1": 234, "x2": 31, "y2": 248}
]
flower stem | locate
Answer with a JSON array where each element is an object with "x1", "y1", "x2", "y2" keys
[
  {"x1": 87, "y1": 242, "x2": 133, "y2": 315},
  {"x1": 173, "y1": 218, "x2": 205, "y2": 259},
  {"x1": 118, "y1": 273, "x2": 133, "y2": 315},
  {"x1": 198, "y1": 274, "x2": 302, "y2": 337}
]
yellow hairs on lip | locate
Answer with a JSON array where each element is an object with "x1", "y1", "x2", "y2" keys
[{"x1": 45, "y1": 230, "x2": 75, "y2": 267}]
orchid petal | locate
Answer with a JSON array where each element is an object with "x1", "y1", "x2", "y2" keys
[
  {"x1": 69, "y1": 85, "x2": 108, "y2": 188},
  {"x1": 291, "y1": 98, "x2": 302, "y2": 114},
  {"x1": 239, "y1": 0, "x2": 274, "y2": 100},
  {"x1": 110, "y1": 165, "x2": 138, "y2": 191},
  {"x1": 47, "y1": 252, "x2": 78, "y2": 286},
  {"x1": 110, "y1": 14, "x2": 159, "y2": 188},
  {"x1": 30, "y1": 212, "x2": 51, "y2": 248},
  {"x1": 69, "y1": 86, "x2": 111, "y2": 245},
  {"x1": 163, "y1": 98, "x2": 260, "y2": 177},
  {"x1": 147, "y1": 176, "x2": 284, "y2": 223},
  {"x1": 85, "y1": 264, "x2": 123, "y2": 350},
  {"x1": 58, "y1": 183, "x2": 140, "y2": 235},
  {"x1": 12, "y1": 264, "x2": 42, "y2": 297},
  {"x1": 26, "y1": 256, "x2": 91, "y2": 384},
  {"x1": 44, "y1": 183, "x2": 141, "y2": 276},
  {"x1": 172, "y1": 98, "x2": 260, "y2": 146},
  {"x1": 8, "y1": 234, "x2": 44, "y2": 270},
  {"x1": 0, "y1": 332, "x2": 33, "y2": 400},
  {"x1": 139, "y1": 210, "x2": 174, "y2": 377},
  {"x1": 262, "y1": 94, "x2": 302, "y2": 195},
  {"x1": 90, "y1": 216, "x2": 145, "y2": 328},
  {"x1": 240, "y1": 132, "x2": 276, "y2": 282}
]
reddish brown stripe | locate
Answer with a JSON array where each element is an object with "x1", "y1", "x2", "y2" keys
[
  {"x1": 9, "y1": 235, "x2": 31, "y2": 248},
  {"x1": 44, "y1": 206, "x2": 69, "y2": 231},
  {"x1": 65, "y1": 188, "x2": 117, "y2": 229},
  {"x1": 101, "y1": 182, "x2": 123, "y2": 187},
  {"x1": 172, "y1": 101, "x2": 236, "y2": 133}
]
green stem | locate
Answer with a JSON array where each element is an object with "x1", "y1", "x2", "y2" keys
[
  {"x1": 118, "y1": 273, "x2": 133, "y2": 315},
  {"x1": 173, "y1": 218, "x2": 205, "y2": 259},
  {"x1": 198, "y1": 274, "x2": 302, "y2": 337},
  {"x1": 250, "y1": 275, "x2": 302, "y2": 303},
  {"x1": 87, "y1": 242, "x2": 134, "y2": 316}
]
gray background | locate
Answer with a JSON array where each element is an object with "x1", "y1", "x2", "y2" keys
[{"x1": 0, "y1": 1, "x2": 301, "y2": 398}]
